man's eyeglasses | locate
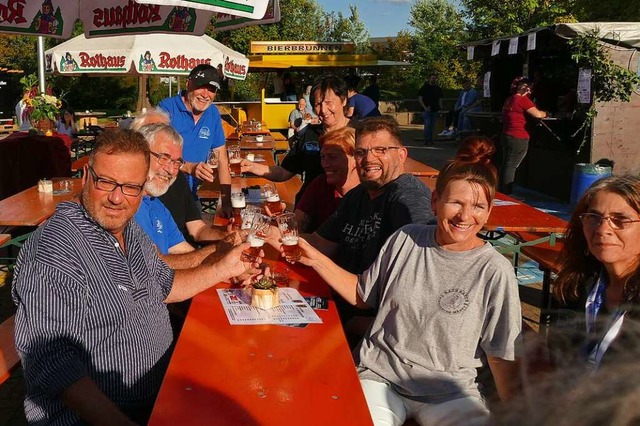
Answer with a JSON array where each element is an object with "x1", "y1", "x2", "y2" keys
[
  {"x1": 353, "y1": 146, "x2": 401, "y2": 159},
  {"x1": 87, "y1": 166, "x2": 145, "y2": 197},
  {"x1": 579, "y1": 213, "x2": 640, "y2": 230},
  {"x1": 150, "y1": 151, "x2": 185, "y2": 169}
]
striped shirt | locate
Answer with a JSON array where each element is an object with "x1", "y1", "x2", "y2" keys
[{"x1": 12, "y1": 201, "x2": 175, "y2": 425}]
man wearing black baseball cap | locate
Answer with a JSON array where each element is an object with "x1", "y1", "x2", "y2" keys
[{"x1": 159, "y1": 63, "x2": 232, "y2": 218}]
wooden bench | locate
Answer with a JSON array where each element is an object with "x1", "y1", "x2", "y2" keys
[
  {"x1": 0, "y1": 315, "x2": 20, "y2": 384},
  {"x1": 511, "y1": 232, "x2": 564, "y2": 319},
  {"x1": 71, "y1": 156, "x2": 89, "y2": 175}
]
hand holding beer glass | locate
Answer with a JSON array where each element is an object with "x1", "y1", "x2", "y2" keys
[
  {"x1": 241, "y1": 213, "x2": 271, "y2": 263},
  {"x1": 207, "y1": 148, "x2": 219, "y2": 170},
  {"x1": 228, "y1": 144, "x2": 242, "y2": 177},
  {"x1": 276, "y1": 213, "x2": 301, "y2": 263},
  {"x1": 262, "y1": 183, "x2": 285, "y2": 216},
  {"x1": 230, "y1": 191, "x2": 246, "y2": 230}
]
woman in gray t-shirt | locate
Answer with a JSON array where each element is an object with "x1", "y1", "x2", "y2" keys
[{"x1": 295, "y1": 137, "x2": 522, "y2": 425}]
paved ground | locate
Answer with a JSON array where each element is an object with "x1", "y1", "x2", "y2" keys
[{"x1": 0, "y1": 125, "x2": 571, "y2": 424}]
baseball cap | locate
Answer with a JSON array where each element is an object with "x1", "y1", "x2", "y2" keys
[{"x1": 188, "y1": 64, "x2": 221, "y2": 90}]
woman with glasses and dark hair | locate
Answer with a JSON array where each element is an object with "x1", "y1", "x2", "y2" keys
[
  {"x1": 500, "y1": 77, "x2": 548, "y2": 195},
  {"x1": 551, "y1": 175, "x2": 640, "y2": 371}
]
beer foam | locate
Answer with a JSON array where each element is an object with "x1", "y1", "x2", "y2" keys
[
  {"x1": 248, "y1": 236, "x2": 265, "y2": 247},
  {"x1": 231, "y1": 199, "x2": 246, "y2": 208},
  {"x1": 230, "y1": 158, "x2": 242, "y2": 164},
  {"x1": 267, "y1": 195, "x2": 280, "y2": 202},
  {"x1": 282, "y1": 236, "x2": 298, "y2": 245}
]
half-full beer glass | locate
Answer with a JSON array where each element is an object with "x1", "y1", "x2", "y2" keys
[
  {"x1": 276, "y1": 213, "x2": 301, "y2": 263},
  {"x1": 241, "y1": 213, "x2": 271, "y2": 263}
]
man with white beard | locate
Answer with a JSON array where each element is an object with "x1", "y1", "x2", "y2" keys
[{"x1": 134, "y1": 124, "x2": 230, "y2": 269}]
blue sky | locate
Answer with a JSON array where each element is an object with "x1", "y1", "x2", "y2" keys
[{"x1": 317, "y1": 0, "x2": 414, "y2": 38}]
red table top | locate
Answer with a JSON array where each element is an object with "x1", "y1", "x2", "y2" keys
[
  {"x1": 2, "y1": 130, "x2": 72, "y2": 153},
  {"x1": 0, "y1": 177, "x2": 82, "y2": 227},
  {"x1": 148, "y1": 259, "x2": 373, "y2": 426},
  {"x1": 417, "y1": 177, "x2": 568, "y2": 234}
]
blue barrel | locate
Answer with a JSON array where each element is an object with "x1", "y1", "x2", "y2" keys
[{"x1": 570, "y1": 163, "x2": 612, "y2": 205}]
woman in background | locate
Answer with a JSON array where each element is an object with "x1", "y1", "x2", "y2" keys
[
  {"x1": 500, "y1": 77, "x2": 548, "y2": 195},
  {"x1": 56, "y1": 109, "x2": 76, "y2": 136}
]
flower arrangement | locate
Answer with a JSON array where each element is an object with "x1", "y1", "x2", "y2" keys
[{"x1": 19, "y1": 74, "x2": 62, "y2": 130}]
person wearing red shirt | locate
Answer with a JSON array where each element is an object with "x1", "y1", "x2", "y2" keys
[
  {"x1": 500, "y1": 78, "x2": 548, "y2": 194},
  {"x1": 295, "y1": 127, "x2": 359, "y2": 232}
]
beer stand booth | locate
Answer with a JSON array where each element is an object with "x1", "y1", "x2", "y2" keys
[
  {"x1": 464, "y1": 23, "x2": 640, "y2": 201},
  {"x1": 217, "y1": 41, "x2": 409, "y2": 129}
]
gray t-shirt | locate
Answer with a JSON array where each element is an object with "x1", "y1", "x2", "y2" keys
[{"x1": 356, "y1": 225, "x2": 522, "y2": 403}]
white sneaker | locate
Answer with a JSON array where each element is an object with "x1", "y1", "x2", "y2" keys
[{"x1": 438, "y1": 129, "x2": 451, "y2": 136}]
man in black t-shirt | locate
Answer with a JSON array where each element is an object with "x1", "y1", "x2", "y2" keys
[
  {"x1": 418, "y1": 74, "x2": 443, "y2": 146},
  {"x1": 305, "y1": 116, "x2": 434, "y2": 274}
]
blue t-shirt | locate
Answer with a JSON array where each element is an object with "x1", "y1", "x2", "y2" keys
[
  {"x1": 134, "y1": 196, "x2": 185, "y2": 255},
  {"x1": 348, "y1": 94, "x2": 381, "y2": 119},
  {"x1": 159, "y1": 92, "x2": 226, "y2": 193}
]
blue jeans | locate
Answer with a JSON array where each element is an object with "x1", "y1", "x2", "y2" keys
[{"x1": 422, "y1": 111, "x2": 439, "y2": 144}]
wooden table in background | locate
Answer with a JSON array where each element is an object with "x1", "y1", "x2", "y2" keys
[
  {"x1": 242, "y1": 150, "x2": 276, "y2": 167},
  {"x1": 148, "y1": 259, "x2": 373, "y2": 426},
  {"x1": 238, "y1": 135, "x2": 277, "y2": 151},
  {"x1": 0, "y1": 178, "x2": 82, "y2": 227},
  {"x1": 405, "y1": 157, "x2": 439, "y2": 177}
]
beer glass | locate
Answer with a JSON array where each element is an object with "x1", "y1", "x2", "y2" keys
[
  {"x1": 241, "y1": 205, "x2": 262, "y2": 230},
  {"x1": 262, "y1": 183, "x2": 284, "y2": 215},
  {"x1": 230, "y1": 191, "x2": 246, "y2": 230},
  {"x1": 241, "y1": 213, "x2": 271, "y2": 263},
  {"x1": 207, "y1": 148, "x2": 219, "y2": 170},
  {"x1": 228, "y1": 144, "x2": 242, "y2": 176},
  {"x1": 276, "y1": 213, "x2": 301, "y2": 263}
]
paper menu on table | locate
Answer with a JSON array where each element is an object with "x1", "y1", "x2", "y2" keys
[{"x1": 218, "y1": 288, "x2": 323, "y2": 325}]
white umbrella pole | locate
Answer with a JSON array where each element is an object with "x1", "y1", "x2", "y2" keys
[{"x1": 37, "y1": 36, "x2": 46, "y2": 94}]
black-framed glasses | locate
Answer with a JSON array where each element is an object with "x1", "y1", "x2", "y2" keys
[
  {"x1": 353, "y1": 146, "x2": 401, "y2": 159},
  {"x1": 150, "y1": 151, "x2": 185, "y2": 169},
  {"x1": 579, "y1": 213, "x2": 640, "y2": 230},
  {"x1": 87, "y1": 166, "x2": 145, "y2": 197}
]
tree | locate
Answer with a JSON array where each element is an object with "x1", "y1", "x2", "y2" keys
[
  {"x1": 572, "y1": 0, "x2": 640, "y2": 22},
  {"x1": 409, "y1": 0, "x2": 475, "y2": 89},
  {"x1": 371, "y1": 31, "x2": 419, "y2": 98},
  {"x1": 460, "y1": 0, "x2": 576, "y2": 39},
  {"x1": 324, "y1": 5, "x2": 371, "y2": 53}
]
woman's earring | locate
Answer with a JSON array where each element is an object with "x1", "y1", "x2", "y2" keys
[{"x1": 584, "y1": 248, "x2": 590, "y2": 256}]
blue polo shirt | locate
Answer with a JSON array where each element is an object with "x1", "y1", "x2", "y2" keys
[
  {"x1": 134, "y1": 196, "x2": 185, "y2": 255},
  {"x1": 159, "y1": 92, "x2": 226, "y2": 193}
]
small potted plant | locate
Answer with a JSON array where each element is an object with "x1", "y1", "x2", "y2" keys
[
  {"x1": 250, "y1": 276, "x2": 279, "y2": 310},
  {"x1": 20, "y1": 73, "x2": 62, "y2": 134}
]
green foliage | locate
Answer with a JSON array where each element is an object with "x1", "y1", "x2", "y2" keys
[
  {"x1": 324, "y1": 5, "x2": 371, "y2": 53},
  {"x1": 460, "y1": 0, "x2": 576, "y2": 39},
  {"x1": 572, "y1": 0, "x2": 640, "y2": 22},
  {"x1": 568, "y1": 30, "x2": 640, "y2": 154},
  {"x1": 372, "y1": 31, "x2": 421, "y2": 98},
  {"x1": 568, "y1": 31, "x2": 640, "y2": 103},
  {"x1": 408, "y1": 0, "x2": 479, "y2": 90},
  {"x1": 216, "y1": 0, "x2": 326, "y2": 54},
  {"x1": 253, "y1": 276, "x2": 278, "y2": 291}
]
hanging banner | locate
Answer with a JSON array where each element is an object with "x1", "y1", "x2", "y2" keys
[
  {"x1": 467, "y1": 46, "x2": 474, "y2": 60},
  {"x1": 527, "y1": 33, "x2": 537, "y2": 51},
  {"x1": 213, "y1": 0, "x2": 279, "y2": 31},
  {"x1": 483, "y1": 71, "x2": 491, "y2": 98},
  {"x1": 577, "y1": 68, "x2": 592, "y2": 104},
  {"x1": 135, "y1": 0, "x2": 270, "y2": 20},
  {"x1": 508, "y1": 37, "x2": 518, "y2": 55},
  {"x1": 0, "y1": 0, "x2": 214, "y2": 39},
  {"x1": 491, "y1": 40, "x2": 500, "y2": 56}
]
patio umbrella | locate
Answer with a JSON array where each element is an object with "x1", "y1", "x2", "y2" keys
[
  {"x1": 136, "y1": 0, "x2": 270, "y2": 19},
  {"x1": 0, "y1": 0, "x2": 217, "y2": 40},
  {"x1": 45, "y1": 32, "x2": 249, "y2": 109}
]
